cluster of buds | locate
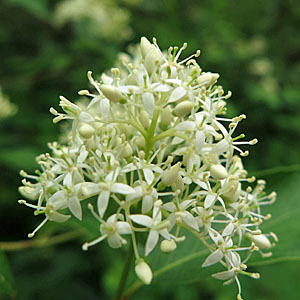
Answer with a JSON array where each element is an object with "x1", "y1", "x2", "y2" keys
[{"x1": 19, "y1": 37, "x2": 277, "y2": 299}]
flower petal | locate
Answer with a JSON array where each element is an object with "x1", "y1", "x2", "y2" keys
[
  {"x1": 202, "y1": 249, "x2": 223, "y2": 267},
  {"x1": 183, "y1": 211, "x2": 199, "y2": 231},
  {"x1": 143, "y1": 168, "x2": 154, "y2": 185},
  {"x1": 168, "y1": 86, "x2": 186, "y2": 103},
  {"x1": 116, "y1": 221, "x2": 132, "y2": 234},
  {"x1": 204, "y1": 193, "x2": 217, "y2": 208},
  {"x1": 142, "y1": 92, "x2": 155, "y2": 116},
  {"x1": 63, "y1": 172, "x2": 73, "y2": 189},
  {"x1": 212, "y1": 270, "x2": 235, "y2": 280},
  {"x1": 145, "y1": 230, "x2": 159, "y2": 256},
  {"x1": 175, "y1": 121, "x2": 195, "y2": 131},
  {"x1": 142, "y1": 195, "x2": 153, "y2": 214},
  {"x1": 222, "y1": 222, "x2": 234, "y2": 236},
  {"x1": 129, "y1": 214, "x2": 153, "y2": 227},
  {"x1": 111, "y1": 183, "x2": 135, "y2": 194},
  {"x1": 68, "y1": 196, "x2": 82, "y2": 220},
  {"x1": 48, "y1": 211, "x2": 71, "y2": 223},
  {"x1": 79, "y1": 112, "x2": 94, "y2": 123},
  {"x1": 108, "y1": 233, "x2": 123, "y2": 248},
  {"x1": 97, "y1": 191, "x2": 110, "y2": 217},
  {"x1": 195, "y1": 131, "x2": 205, "y2": 152}
]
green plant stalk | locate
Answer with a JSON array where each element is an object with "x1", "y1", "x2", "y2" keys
[
  {"x1": 115, "y1": 240, "x2": 134, "y2": 300},
  {"x1": 145, "y1": 108, "x2": 160, "y2": 160}
]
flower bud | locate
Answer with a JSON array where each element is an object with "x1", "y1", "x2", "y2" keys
[
  {"x1": 197, "y1": 73, "x2": 219, "y2": 86},
  {"x1": 162, "y1": 162, "x2": 181, "y2": 186},
  {"x1": 160, "y1": 239, "x2": 177, "y2": 253},
  {"x1": 18, "y1": 186, "x2": 39, "y2": 201},
  {"x1": 159, "y1": 105, "x2": 173, "y2": 129},
  {"x1": 135, "y1": 136, "x2": 145, "y2": 149},
  {"x1": 210, "y1": 164, "x2": 228, "y2": 180},
  {"x1": 144, "y1": 49, "x2": 160, "y2": 74},
  {"x1": 135, "y1": 260, "x2": 152, "y2": 285},
  {"x1": 79, "y1": 124, "x2": 95, "y2": 139},
  {"x1": 100, "y1": 85, "x2": 123, "y2": 103},
  {"x1": 140, "y1": 109, "x2": 150, "y2": 129},
  {"x1": 122, "y1": 142, "x2": 133, "y2": 158},
  {"x1": 173, "y1": 175, "x2": 184, "y2": 191},
  {"x1": 222, "y1": 177, "x2": 241, "y2": 202},
  {"x1": 174, "y1": 101, "x2": 194, "y2": 117},
  {"x1": 125, "y1": 72, "x2": 137, "y2": 85},
  {"x1": 247, "y1": 234, "x2": 272, "y2": 249},
  {"x1": 140, "y1": 37, "x2": 154, "y2": 58}
]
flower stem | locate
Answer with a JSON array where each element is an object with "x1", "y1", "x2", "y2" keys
[{"x1": 115, "y1": 240, "x2": 134, "y2": 300}]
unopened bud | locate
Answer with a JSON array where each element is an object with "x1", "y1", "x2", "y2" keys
[
  {"x1": 18, "y1": 186, "x2": 38, "y2": 200},
  {"x1": 160, "y1": 239, "x2": 177, "y2": 253},
  {"x1": 122, "y1": 143, "x2": 133, "y2": 157},
  {"x1": 100, "y1": 85, "x2": 123, "y2": 103},
  {"x1": 136, "y1": 136, "x2": 145, "y2": 149},
  {"x1": 140, "y1": 109, "x2": 150, "y2": 129},
  {"x1": 140, "y1": 37, "x2": 154, "y2": 58},
  {"x1": 210, "y1": 164, "x2": 228, "y2": 180},
  {"x1": 79, "y1": 124, "x2": 95, "y2": 139},
  {"x1": 135, "y1": 260, "x2": 152, "y2": 285},
  {"x1": 174, "y1": 101, "x2": 194, "y2": 117},
  {"x1": 162, "y1": 162, "x2": 181, "y2": 186},
  {"x1": 159, "y1": 106, "x2": 173, "y2": 128},
  {"x1": 144, "y1": 49, "x2": 160, "y2": 74},
  {"x1": 246, "y1": 234, "x2": 272, "y2": 249},
  {"x1": 197, "y1": 73, "x2": 219, "y2": 86}
]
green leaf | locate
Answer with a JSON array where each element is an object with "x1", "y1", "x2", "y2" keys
[
  {"x1": 125, "y1": 172, "x2": 300, "y2": 297},
  {"x1": 0, "y1": 249, "x2": 16, "y2": 298},
  {"x1": 2, "y1": 0, "x2": 50, "y2": 20},
  {"x1": 248, "y1": 172, "x2": 300, "y2": 266},
  {"x1": 0, "y1": 147, "x2": 40, "y2": 170}
]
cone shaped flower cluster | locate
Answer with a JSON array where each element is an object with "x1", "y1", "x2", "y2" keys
[{"x1": 19, "y1": 37, "x2": 277, "y2": 299}]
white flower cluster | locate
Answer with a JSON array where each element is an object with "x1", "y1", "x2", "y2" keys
[{"x1": 19, "y1": 37, "x2": 277, "y2": 299}]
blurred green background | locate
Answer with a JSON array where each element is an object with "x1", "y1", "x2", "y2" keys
[{"x1": 0, "y1": 0, "x2": 300, "y2": 299}]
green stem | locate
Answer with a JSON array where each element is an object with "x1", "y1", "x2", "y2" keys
[
  {"x1": 0, "y1": 230, "x2": 81, "y2": 251},
  {"x1": 96, "y1": 118, "x2": 147, "y2": 138},
  {"x1": 145, "y1": 108, "x2": 160, "y2": 160},
  {"x1": 114, "y1": 240, "x2": 134, "y2": 300}
]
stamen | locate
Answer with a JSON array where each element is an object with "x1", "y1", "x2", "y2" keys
[
  {"x1": 88, "y1": 203, "x2": 104, "y2": 223},
  {"x1": 28, "y1": 217, "x2": 49, "y2": 238},
  {"x1": 78, "y1": 90, "x2": 90, "y2": 96},
  {"x1": 82, "y1": 234, "x2": 107, "y2": 251},
  {"x1": 87, "y1": 71, "x2": 101, "y2": 94},
  {"x1": 179, "y1": 49, "x2": 201, "y2": 65},
  {"x1": 174, "y1": 42, "x2": 188, "y2": 62}
]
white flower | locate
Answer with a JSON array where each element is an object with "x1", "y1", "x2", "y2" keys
[
  {"x1": 83, "y1": 213, "x2": 132, "y2": 250},
  {"x1": 162, "y1": 199, "x2": 199, "y2": 231},
  {"x1": 126, "y1": 181, "x2": 158, "y2": 214},
  {"x1": 130, "y1": 203, "x2": 171, "y2": 256},
  {"x1": 82, "y1": 169, "x2": 135, "y2": 217}
]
